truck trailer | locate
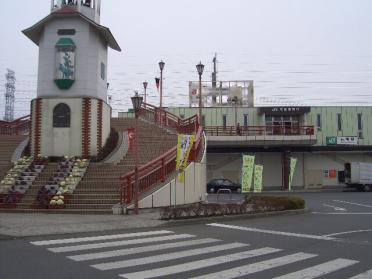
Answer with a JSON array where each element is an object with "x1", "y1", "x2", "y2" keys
[{"x1": 344, "y1": 162, "x2": 372, "y2": 191}]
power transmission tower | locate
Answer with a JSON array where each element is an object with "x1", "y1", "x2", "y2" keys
[{"x1": 4, "y1": 69, "x2": 16, "y2": 121}]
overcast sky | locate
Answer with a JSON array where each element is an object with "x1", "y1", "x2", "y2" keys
[{"x1": 1, "y1": 0, "x2": 372, "y2": 118}]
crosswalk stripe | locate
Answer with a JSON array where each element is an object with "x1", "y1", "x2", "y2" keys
[
  {"x1": 68, "y1": 238, "x2": 220, "y2": 262},
  {"x1": 92, "y1": 242, "x2": 249, "y2": 271},
  {"x1": 207, "y1": 223, "x2": 336, "y2": 241},
  {"x1": 349, "y1": 269, "x2": 372, "y2": 279},
  {"x1": 273, "y1": 258, "x2": 359, "y2": 279},
  {"x1": 119, "y1": 247, "x2": 281, "y2": 279},
  {"x1": 190, "y1": 252, "x2": 317, "y2": 279},
  {"x1": 31, "y1": 230, "x2": 173, "y2": 246},
  {"x1": 48, "y1": 234, "x2": 195, "y2": 253}
]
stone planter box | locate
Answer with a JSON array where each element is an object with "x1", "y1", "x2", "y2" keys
[{"x1": 48, "y1": 204, "x2": 65, "y2": 209}]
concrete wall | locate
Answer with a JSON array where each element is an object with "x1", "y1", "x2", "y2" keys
[
  {"x1": 37, "y1": 18, "x2": 108, "y2": 101},
  {"x1": 131, "y1": 135, "x2": 207, "y2": 209}
]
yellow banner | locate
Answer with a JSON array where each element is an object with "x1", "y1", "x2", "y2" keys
[
  {"x1": 253, "y1": 164, "x2": 264, "y2": 193},
  {"x1": 289, "y1": 157, "x2": 297, "y2": 190},
  {"x1": 241, "y1": 155, "x2": 255, "y2": 193},
  {"x1": 176, "y1": 134, "x2": 195, "y2": 182}
]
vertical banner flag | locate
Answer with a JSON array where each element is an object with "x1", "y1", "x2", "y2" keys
[
  {"x1": 253, "y1": 165, "x2": 264, "y2": 193},
  {"x1": 155, "y1": 77, "x2": 160, "y2": 92},
  {"x1": 289, "y1": 157, "x2": 297, "y2": 190},
  {"x1": 241, "y1": 155, "x2": 255, "y2": 193},
  {"x1": 176, "y1": 134, "x2": 195, "y2": 182}
]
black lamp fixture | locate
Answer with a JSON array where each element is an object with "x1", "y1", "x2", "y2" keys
[
  {"x1": 196, "y1": 61, "x2": 205, "y2": 76},
  {"x1": 131, "y1": 91, "x2": 143, "y2": 112}
]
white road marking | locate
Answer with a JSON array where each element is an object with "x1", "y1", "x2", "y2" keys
[
  {"x1": 92, "y1": 242, "x2": 249, "y2": 271},
  {"x1": 190, "y1": 252, "x2": 317, "y2": 279},
  {"x1": 207, "y1": 223, "x2": 336, "y2": 241},
  {"x1": 323, "y1": 203, "x2": 346, "y2": 211},
  {"x1": 349, "y1": 269, "x2": 372, "y2": 279},
  {"x1": 48, "y1": 234, "x2": 195, "y2": 253},
  {"x1": 31, "y1": 230, "x2": 173, "y2": 246},
  {"x1": 312, "y1": 212, "x2": 372, "y2": 215},
  {"x1": 324, "y1": 229, "x2": 372, "y2": 237},
  {"x1": 68, "y1": 238, "x2": 220, "y2": 262},
  {"x1": 333, "y1": 200, "x2": 372, "y2": 208},
  {"x1": 119, "y1": 247, "x2": 281, "y2": 279},
  {"x1": 273, "y1": 258, "x2": 358, "y2": 279}
]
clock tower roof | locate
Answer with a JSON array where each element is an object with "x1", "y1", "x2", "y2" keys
[{"x1": 22, "y1": 11, "x2": 121, "y2": 52}]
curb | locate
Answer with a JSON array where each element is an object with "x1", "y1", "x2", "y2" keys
[{"x1": 159, "y1": 208, "x2": 309, "y2": 227}]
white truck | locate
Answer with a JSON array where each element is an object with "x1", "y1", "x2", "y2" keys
[{"x1": 344, "y1": 162, "x2": 372, "y2": 191}]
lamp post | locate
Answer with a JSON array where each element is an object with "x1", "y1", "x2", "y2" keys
[
  {"x1": 131, "y1": 91, "x2": 143, "y2": 215},
  {"x1": 196, "y1": 62, "x2": 204, "y2": 126},
  {"x1": 143, "y1": 81, "x2": 148, "y2": 104},
  {"x1": 159, "y1": 60, "x2": 165, "y2": 110}
]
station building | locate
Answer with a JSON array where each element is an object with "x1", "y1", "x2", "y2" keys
[{"x1": 158, "y1": 81, "x2": 372, "y2": 190}]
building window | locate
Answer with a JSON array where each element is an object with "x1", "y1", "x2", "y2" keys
[
  {"x1": 101, "y1": 62, "x2": 105, "y2": 80},
  {"x1": 317, "y1": 114, "x2": 322, "y2": 130},
  {"x1": 223, "y1": 115, "x2": 227, "y2": 129},
  {"x1": 358, "y1": 113, "x2": 363, "y2": 138},
  {"x1": 244, "y1": 114, "x2": 248, "y2": 127},
  {"x1": 357, "y1": 113, "x2": 363, "y2": 130},
  {"x1": 337, "y1": 113, "x2": 342, "y2": 131},
  {"x1": 53, "y1": 103, "x2": 71, "y2": 128}
]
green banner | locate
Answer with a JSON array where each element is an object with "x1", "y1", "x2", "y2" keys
[
  {"x1": 289, "y1": 157, "x2": 297, "y2": 190},
  {"x1": 253, "y1": 165, "x2": 263, "y2": 193},
  {"x1": 241, "y1": 155, "x2": 255, "y2": 193}
]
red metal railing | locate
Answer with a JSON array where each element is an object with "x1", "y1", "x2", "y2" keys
[
  {"x1": 0, "y1": 115, "x2": 31, "y2": 135},
  {"x1": 204, "y1": 125, "x2": 315, "y2": 137},
  {"x1": 120, "y1": 104, "x2": 202, "y2": 205}
]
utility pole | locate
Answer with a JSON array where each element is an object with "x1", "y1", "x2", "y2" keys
[
  {"x1": 4, "y1": 69, "x2": 16, "y2": 121},
  {"x1": 211, "y1": 53, "x2": 217, "y2": 104}
]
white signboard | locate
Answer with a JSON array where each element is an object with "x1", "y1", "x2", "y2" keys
[{"x1": 337, "y1": 136, "x2": 358, "y2": 145}]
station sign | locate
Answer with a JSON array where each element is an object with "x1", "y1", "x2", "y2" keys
[
  {"x1": 326, "y1": 136, "x2": 358, "y2": 145},
  {"x1": 259, "y1": 107, "x2": 310, "y2": 115}
]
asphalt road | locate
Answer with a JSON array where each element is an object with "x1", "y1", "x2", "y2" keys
[{"x1": 1, "y1": 191, "x2": 372, "y2": 279}]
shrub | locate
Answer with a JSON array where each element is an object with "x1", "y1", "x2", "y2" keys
[{"x1": 246, "y1": 195, "x2": 305, "y2": 211}]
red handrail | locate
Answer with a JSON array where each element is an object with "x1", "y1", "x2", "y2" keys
[
  {"x1": 204, "y1": 125, "x2": 315, "y2": 136},
  {"x1": 120, "y1": 104, "x2": 202, "y2": 205},
  {"x1": 0, "y1": 115, "x2": 31, "y2": 135}
]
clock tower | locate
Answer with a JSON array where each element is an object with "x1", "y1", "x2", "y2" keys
[{"x1": 23, "y1": 0, "x2": 121, "y2": 158}]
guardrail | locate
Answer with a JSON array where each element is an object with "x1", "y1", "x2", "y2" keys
[
  {"x1": 120, "y1": 103, "x2": 203, "y2": 205},
  {"x1": 204, "y1": 125, "x2": 315, "y2": 136},
  {"x1": 0, "y1": 115, "x2": 31, "y2": 135}
]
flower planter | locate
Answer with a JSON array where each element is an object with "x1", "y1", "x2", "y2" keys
[
  {"x1": 0, "y1": 203, "x2": 17, "y2": 209},
  {"x1": 48, "y1": 204, "x2": 65, "y2": 209}
]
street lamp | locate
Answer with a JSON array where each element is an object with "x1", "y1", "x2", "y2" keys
[
  {"x1": 143, "y1": 81, "x2": 148, "y2": 104},
  {"x1": 131, "y1": 91, "x2": 143, "y2": 215},
  {"x1": 196, "y1": 61, "x2": 204, "y2": 126},
  {"x1": 159, "y1": 60, "x2": 165, "y2": 110}
]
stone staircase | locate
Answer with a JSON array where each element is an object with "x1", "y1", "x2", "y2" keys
[
  {"x1": 62, "y1": 117, "x2": 177, "y2": 213},
  {"x1": 0, "y1": 117, "x2": 178, "y2": 214}
]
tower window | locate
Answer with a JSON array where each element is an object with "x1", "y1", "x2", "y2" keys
[
  {"x1": 57, "y1": 29, "x2": 76, "y2": 35},
  {"x1": 53, "y1": 103, "x2": 71, "y2": 128},
  {"x1": 101, "y1": 62, "x2": 106, "y2": 80}
]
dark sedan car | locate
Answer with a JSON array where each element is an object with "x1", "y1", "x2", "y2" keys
[{"x1": 206, "y1": 178, "x2": 242, "y2": 194}]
